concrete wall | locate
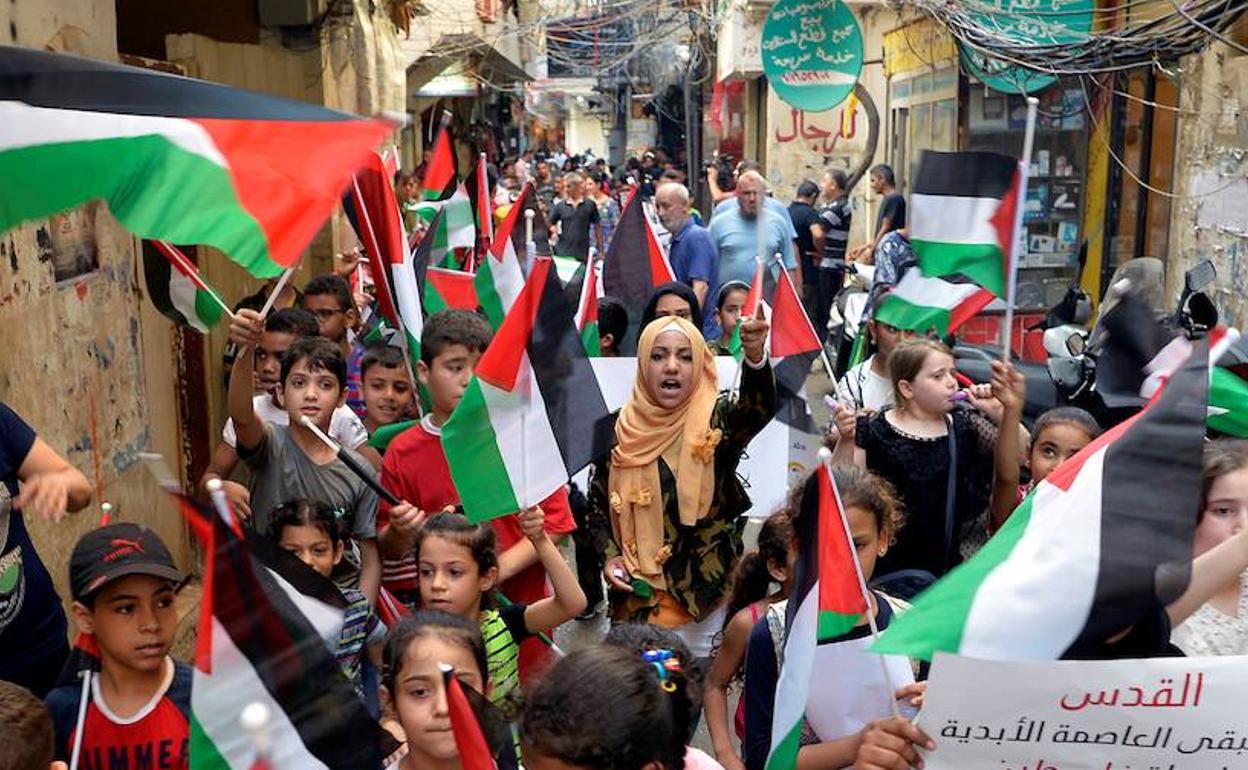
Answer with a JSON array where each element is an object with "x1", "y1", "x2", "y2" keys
[
  {"x1": 1, "y1": 2, "x2": 193, "y2": 607},
  {"x1": 1166, "y1": 41, "x2": 1248, "y2": 329}
]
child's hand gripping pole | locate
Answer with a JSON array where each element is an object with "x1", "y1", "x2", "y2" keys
[{"x1": 299, "y1": 416, "x2": 402, "y2": 507}]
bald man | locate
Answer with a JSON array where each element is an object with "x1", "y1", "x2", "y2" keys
[
  {"x1": 655, "y1": 183, "x2": 716, "y2": 309},
  {"x1": 706, "y1": 171, "x2": 799, "y2": 337}
]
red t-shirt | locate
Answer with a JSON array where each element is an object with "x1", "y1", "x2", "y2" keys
[
  {"x1": 379, "y1": 417, "x2": 576, "y2": 602},
  {"x1": 46, "y1": 659, "x2": 191, "y2": 769}
]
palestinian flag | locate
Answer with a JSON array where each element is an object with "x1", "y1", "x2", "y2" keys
[
  {"x1": 874, "y1": 339, "x2": 1210, "y2": 661},
  {"x1": 725, "y1": 258, "x2": 765, "y2": 361},
  {"x1": 0, "y1": 47, "x2": 391, "y2": 279},
  {"x1": 426, "y1": 266, "x2": 480, "y2": 315},
  {"x1": 421, "y1": 113, "x2": 457, "y2": 201},
  {"x1": 873, "y1": 268, "x2": 995, "y2": 335},
  {"x1": 571, "y1": 257, "x2": 601, "y2": 356},
  {"x1": 344, "y1": 152, "x2": 403, "y2": 329},
  {"x1": 443, "y1": 667, "x2": 496, "y2": 770},
  {"x1": 180, "y1": 498, "x2": 380, "y2": 769},
  {"x1": 414, "y1": 182, "x2": 476, "y2": 264},
  {"x1": 468, "y1": 153, "x2": 494, "y2": 255},
  {"x1": 771, "y1": 262, "x2": 822, "y2": 358},
  {"x1": 909, "y1": 150, "x2": 1023, "y2": 298},
  {"x1": 475, "y1": 184, "x2": 533, "y2": 329},
  {"x1": 602, "y1": 187, "x2": 675, "y2": 342},
  {"x1": 1211, "y1": 331, "x2": 1248, "y2": 437},
  {"x1": 767, "y1": 464, "x2": 869, "y2": 770},
  {"x1": 443, "y1": 257, "x2": 614, "y2": 522},
  {"x1": 143, "y1": 240, "x2": 227, "y2": 333}
]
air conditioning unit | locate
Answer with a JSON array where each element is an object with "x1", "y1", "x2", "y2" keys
[{"x1": 258, "y1": 0, "x2": 329, "y2": 27}]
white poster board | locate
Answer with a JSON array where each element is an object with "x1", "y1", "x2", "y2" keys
[
  {"x1": 919, "y1": 653, "x2": 1248, "y2": 769},
  {"x1": 586, "y1": 357, "x2": 820, "y2": 518}
]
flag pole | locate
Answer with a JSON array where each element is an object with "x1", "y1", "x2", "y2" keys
[
  {"x1": 1002, "y1": 96, "x2": 1038, "y2": 362},
  {"x1": 524, "y1": 209, "x2": 537, "y2": 274},
  {"x1": 298, "y1": 416, "x2": 403, "y2": 507},
  {"x1": 258, "y1": 266, "x2": 296, "y2": 319},
  {"x1": 818, "y1": 448, "x2": 902, "y2": 720},
  {"x1": 68, "y1": 668, "x2": 91, "y2": 770}
]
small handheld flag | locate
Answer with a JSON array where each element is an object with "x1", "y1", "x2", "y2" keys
[{"x1": 299, "y1": 416, "x2": 402, "y2": 506}]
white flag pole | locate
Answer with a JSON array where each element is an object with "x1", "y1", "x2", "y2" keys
[
  {"x1": 258, "y1": 266, "x2": 296, "y2": 319},
  {"x1": 1002, "y1": 96, "x2": 1039, "y2": 362},
  {"x1": 818, "y1": 448, "x2": 902, "y2": 720}
]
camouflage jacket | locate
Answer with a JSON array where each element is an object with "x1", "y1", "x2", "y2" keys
[{"x1": 587, "y1": 360, "x2": 776, "y2": 622}]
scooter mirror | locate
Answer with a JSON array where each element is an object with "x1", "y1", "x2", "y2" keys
[
  {"x1": 1066, "y1": 333, "x2": 1086, "y2": 356},
  {"x1": 1185, "y1": 260, "x2": 1216, "y2": 293},
  {"x1": 1188, "y1": 293, "x2": 1219, "y2": 329}
]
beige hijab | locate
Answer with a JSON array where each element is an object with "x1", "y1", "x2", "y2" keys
[{"x1": 609, "y1": 316, "x2": 722, "y2": 588}]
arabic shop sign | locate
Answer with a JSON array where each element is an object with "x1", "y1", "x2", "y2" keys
[
  {"x1": 919, "y1": 654, "x2": 1245, "y2": 770},
  {"x1": 761, "y1": 0, "x2": 862, "y2": 112},
  {"x1": 959, "y1": 0, "x2": 1094, "y2": 94}
]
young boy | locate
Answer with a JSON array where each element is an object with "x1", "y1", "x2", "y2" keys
[
  {"x1": 0, "y1": 681, "x2": 66, "y2": 770},
  {"x1": 44, "y1": 523, "x2": 190, "y2": 768},
  {"x1": 303, "y1": 274, "x2": 364, "y2": 415},
  {"x1": 359, "y1": 344, "x2": 415, "y2": 435},
  {"x1": 228, "y1": 308, "x2": 382, "y2": 604},
  {"x1": 597, "y1": 296, "x2": 627, "y2": 358},
  {"x1": 198, "y1": 308, "x2": 377, "y2": 518},
  {"x1": 378, "y1": 309, "x2": 576, "y2": 677}
]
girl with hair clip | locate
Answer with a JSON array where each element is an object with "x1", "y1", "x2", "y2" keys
[
  {"x1": 586, "y1": 309, "x2": 774, "y2": 657},
  {"x1": 520, "y1": 641, "x2": 707, "y2": 770},
  {"x1": 704, "y1": 512, "x2": 796, "y2": 770},
  {"x1": 707, "y1": 281, "x2": 750, "y2": 354}
]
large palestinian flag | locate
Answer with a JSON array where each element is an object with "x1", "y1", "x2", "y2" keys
[
  {"x1": 443, "y1": 257, "x2": 614, "y2": 522},
  {"x1": 602, "y1": 188, "x2": 676, "y2": 347},
  {"x1": 874, "y1": 339, "x2": 1209, "y2": 661},
  {"x1": 909, "y1": 150, "x2": 1022, "y2": 298},
  {"x1": 0, "y1": 47, "x2": 391, "y2": 278},
  {"x1": 767, "y1": 464, "x2": 869, "y2": 770},
  {"x1": 143, "y1": 240, "x2": 227, "y2": 333},
  {"x1": 873, "y1": 267, "x2": 996, "y2": 335},
  {"x1": 180, "y1": 498, "x2": 380, "y2": 769}
]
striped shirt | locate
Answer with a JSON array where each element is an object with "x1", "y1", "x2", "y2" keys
[
  {"x1": 818, "y1": 197, "x2": 852, "y2": 267},
  {"x1": 336, "y1": 588, "x2": 384, "y2": 700},
  {"x1": 480, "y1": 603, "x2": 531, "y2": 720}
]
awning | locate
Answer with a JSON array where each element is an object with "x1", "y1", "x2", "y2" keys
[{"x1": 407, "y1": 34, "x2": 531, "y2": 95}]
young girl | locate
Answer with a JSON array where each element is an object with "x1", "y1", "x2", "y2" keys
[
  {"x1": 743, "y1": 465, "x2": 921, "y2": 770},
  {"x1": 415, "y1": 508, "x2": 586, "y2": 718},
  {"x1": 519, "y1": 644, "x2": 697, "y2": 770},
  {"x1": 380, "y1": 610, "x2": 514, "y2": 770},
  {"x1": 709, "y1": 281, "x2": 750, "y2": 353},
  {"x1": 852, "y1": 338, "x2": 999, "y2": 586},
  {"x1": 705, "y1": 512, "x2": 795, "y2": 770},
  {"x1": 989, "y1": 360, "x2": 1101, "y2": 531},
  {"x1": 269, "y1": 500, "x2": 384, "y2": 708},
  {"x1": 1172, "y1": 440, "x2": 1248, "y2": 656}
]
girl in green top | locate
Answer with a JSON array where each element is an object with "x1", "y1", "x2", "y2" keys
[{"x1": 414, "y1": 508, "x2": 586, "y2": 718}]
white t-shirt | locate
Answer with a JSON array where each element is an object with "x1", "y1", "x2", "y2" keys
[
  {"x1": 222, "y1": 394, "x2": 369, "y2": 450},
  {"x1": 834, "y1": 356, "x2": 893, "y2": 412}
]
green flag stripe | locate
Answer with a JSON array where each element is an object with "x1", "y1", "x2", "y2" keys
[
  {"x1": 475, "y1": 259, "x2": 507, "y2": 329},
  {"x1": 911, "y1": 238, "x2": 1006, "y2": 297},
  {"x1": 872, "y1": 494, "x2": 1034, "y2": 658},
  {"x1": 872, "y1": 294, "x2": 955, "y2": 335},
  {"x1": 442, "y1": 379, "x2": 520, "y2": 521},
  {"x1": 189, "y1": 712, "x2": 230, "y2": 770},
  {"x1": 581, "y1": 322, "x2": 601, "y2": 357},
  {"x1": 0, "y1": 136, "x2": 281, "y2": 278},
  {"x1": 817, "y1": 609, "x2": 862, "y2": 642},
  {"x1": 194, "y1": 289, "x2": 224, "y2": 329},
  {"x1": 1210, "y1": 368, "x2": 1248, "y2": 437},
  {"x1": 764, "y1": 720, "x2": 803, "y2": 770}
]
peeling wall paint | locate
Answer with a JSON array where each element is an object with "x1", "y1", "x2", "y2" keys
[{"x1": 1168, "y1": 45, "x2": 1248, "y2": 329}]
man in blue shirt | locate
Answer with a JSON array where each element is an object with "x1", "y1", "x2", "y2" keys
[
  {"x1": 656, "y1": 182, "x2": 716, "y2": 314},
  {"x1": 707, "y1": 170, "x2": 799, "y2": 338}
]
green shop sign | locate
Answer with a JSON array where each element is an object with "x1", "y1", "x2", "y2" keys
[
  {"x1": 959, "y1": 0, "x2": 1095, "y2": 94},
  {"x1": 761, "y1": 0, "x2": 863, "y2": 112}
]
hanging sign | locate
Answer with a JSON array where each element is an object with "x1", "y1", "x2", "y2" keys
[
  {"x1": 761, "y1": 0, "x2": 863, "y2": 112},
  {"x1": 959, "y1": 0, "x2": 1095, "y2": 94}
]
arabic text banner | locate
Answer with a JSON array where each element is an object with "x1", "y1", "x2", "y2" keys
[{"x1": 920, "y1": 653, "x2": 1247, "y2": 770}]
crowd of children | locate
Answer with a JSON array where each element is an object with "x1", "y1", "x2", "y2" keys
[{"x1": 6, "y1": 255, "x2": 1248, "y2": 770}]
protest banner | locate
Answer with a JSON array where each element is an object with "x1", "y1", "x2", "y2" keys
[{"x1": 919, "y1": 653, "x2": 1248, "y2": 770}]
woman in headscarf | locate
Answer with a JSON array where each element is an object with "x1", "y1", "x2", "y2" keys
[
  {"x1": 587, "y1": 307, "x2": 775, "y2": 656},
  {"x1": 638, "y1": 281, "x2": 704, "y2": 338}
]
